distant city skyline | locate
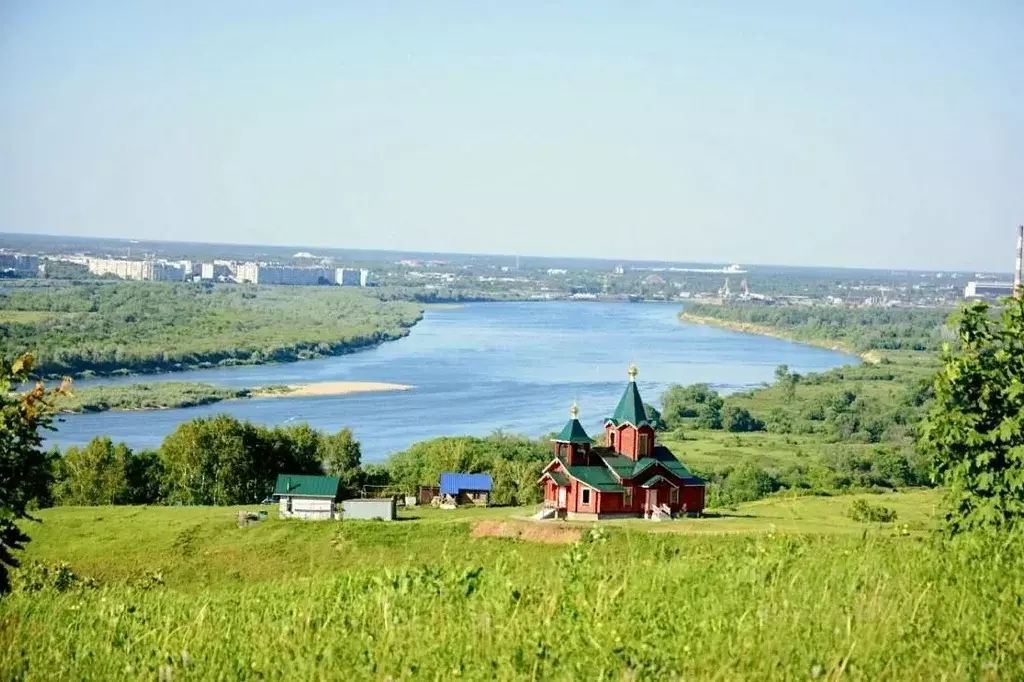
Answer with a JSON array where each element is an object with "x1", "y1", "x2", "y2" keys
[{"x1": 1, "y1": 2, "x2": 1021, "y2": 272}]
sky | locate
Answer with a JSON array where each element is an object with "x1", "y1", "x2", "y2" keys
[{"x1": 0, "y1": 2, "x2": 1021, "y2": 271}]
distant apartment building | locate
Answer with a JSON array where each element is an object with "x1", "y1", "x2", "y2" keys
[
  {"x1": 334, "y1": 267, "x2": 370, "y2": 286},
  {"x1": 234, "y1": 263, "x2": 337, "y2": 285},
  {"x1": 86, "y1": 258, "x2": 187, "y2": 281},
  {"x1": 200, "y1": 262, "x2": 234, "y2": 280},
  {"x1": 0, "y1": 253, "x2": 39, "y2": 275},
  {"x1": 964, "y1": 281, "x2": 1016, "y2": 301}
]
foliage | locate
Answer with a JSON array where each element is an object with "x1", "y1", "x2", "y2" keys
[
  {"x1": 157, "y1": 416, "x2": 325, "y2": 505},
  {"x1": 847, "y1": 499, "x2": 898, "y2": 523},
  {"x1": 922, "y1": 300, "x2": 1024, "y2": 534},
  {"x1": 685, "y1": 303, "x2": 953, "y2": 353},
  {"x1": 384, "y1": 434, "x2": 551, "y2": 506},
  {"x1": 52, "y1": 437, "x2": 163, "y2": 506},
  {"x1": 722, "y1": 405, "x2": 764, "y2": 432},
  {"x1": 0, "y1": 354, "x2": 65, "y2": 593},
  {"x1": 2, "y1": 502, "x2": 1022, "y2": 679},
  {"x1": 0, "y1": 282, "x2": 422, "y2": 377},
  {"x1": 56, "y1": 382, "x2": 253, "y2": 413},
  {"x1": 319, "y1": 427, "x2": 363, "y2": 498},
  {"x1": 661, "y1": 383, "x2": 723, "y2": 430},
  {"x1": 11, "y1": 560, "x2": 98, "y2": 593}
]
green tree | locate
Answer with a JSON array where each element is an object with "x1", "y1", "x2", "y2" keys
[
  {"x1": 320, "y1": 428, "x2": 363, "y2": 498},
  {"x1": 53, "y1": 437, "x2": 129, "y2": 505},
  {"x1": 643, "y1": 403, "x2": 664, "y2": 431},
  {"x1": 921, "y1": 300, "x2": 1024, "y2": 533},
  {"x1": 159, "y1": 415, "x2": 323, "y2": 505},
  {"x1": 722, "y1": 405, "x2": 765, "y2": 433},
  {"x1": 661, "y1": 384, "x2": 724, "y2": 430},
  {"x1": 0, "y1": 354, "x2": 66, "y2": 593}
]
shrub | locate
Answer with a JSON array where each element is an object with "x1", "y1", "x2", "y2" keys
[{"x1": 847, "y1": 499, "x2": 898, "y2": 523}]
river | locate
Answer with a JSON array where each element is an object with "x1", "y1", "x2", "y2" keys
[{"x1": 51, "y1": 301, "x2": 856, "y2": 460}]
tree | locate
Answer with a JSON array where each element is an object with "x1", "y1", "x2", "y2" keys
[
  {"x1": 0, "y1": 354, "x2": 66, "y2": 592},
  {"x1": 321, "y1": 428, "x2": 363, "y2": 498},
  {"x1": 661, "y1": 384, "x2": 724, "y2": 430},
  {"x1": 53, "y1": 437, "x2": 129, "y2": 505},
  {"x1": 921, "y1": 300, "x2": 1024, "y2": 533},
  {"x1": 643, "y1": 403, "x2": 664, "y2": 431},
  {"x1": 722, "y1": 405, "x2": 765, "y2": 433},
  {"x1": 53, "y1": 439, "x2": 163, "y2": 505},
  {"x1": 159, "y1": 415, "x2": 324, "y2": 505}
]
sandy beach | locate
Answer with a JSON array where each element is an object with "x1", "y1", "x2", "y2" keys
[{"x1": 258, "y1": 381, "x2": 413, "y2": 398}]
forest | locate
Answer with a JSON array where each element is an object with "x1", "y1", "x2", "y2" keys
[
  {"x1": 0, "y1": 281, "x2": 422, "y2": 377},
  {"x1": 683, "y1": 302, "x2": 954, "y2": 353}
]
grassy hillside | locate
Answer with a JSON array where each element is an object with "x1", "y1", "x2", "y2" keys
[{"x1": 4, "y1": 493, "x2": 1023, "y2": 680}]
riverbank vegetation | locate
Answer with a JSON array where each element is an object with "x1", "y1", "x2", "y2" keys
[
  {"x1": 0, "y1": 281, "x2": 422, "y2": 377},
  {"x1": 681, "y1": 302, "x2": 954, "y2": 355},
  {"x1": 55, "y1": 382, "x2": 257, "y2": 413}
]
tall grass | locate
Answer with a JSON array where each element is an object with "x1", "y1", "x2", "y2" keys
[{"x1": 2, "y1": 508, "x2": 1022, "y2": 680}]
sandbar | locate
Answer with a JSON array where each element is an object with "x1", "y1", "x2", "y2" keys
[{"x1": 258, "y1": 381, "x2": 413, "y2": 398}]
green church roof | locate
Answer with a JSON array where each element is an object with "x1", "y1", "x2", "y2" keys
[
  {"x1": 554, "y1": 418, "x2": 592, "y2": 443},
  {"x1": 607, "y1": 366, "x2": 650, "y2": 427},
  {"x1": 553, "y1": 403, "x2": 592, "y2": 443},
  {"x1": 565, "y1": 464, "x2": 624, "y2": 492}
]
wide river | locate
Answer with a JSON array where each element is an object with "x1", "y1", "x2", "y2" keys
[{"x1": 51, "y1": 301, "x2": 856, "y2": 461}]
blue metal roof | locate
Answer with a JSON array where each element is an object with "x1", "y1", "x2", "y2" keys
[{"x1": 440, "y1": 472, "x2": 493, "y2": 495}]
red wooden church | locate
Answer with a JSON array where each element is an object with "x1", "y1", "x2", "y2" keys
[{"x1": 539, "y1": 365, "x2": 706, "y2": 520}]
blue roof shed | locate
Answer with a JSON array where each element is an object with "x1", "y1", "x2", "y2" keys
[{"x1": 440, "y1": 473, "x2": 493, "y2": 496}]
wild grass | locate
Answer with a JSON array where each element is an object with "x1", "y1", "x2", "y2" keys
[{"x1": 4, "y1": 492, "x2": 1021, "y2": 680}]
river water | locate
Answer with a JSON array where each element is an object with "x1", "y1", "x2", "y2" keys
[{"x1": 50, "y1": 301, "x2": 856, "y2": 461}]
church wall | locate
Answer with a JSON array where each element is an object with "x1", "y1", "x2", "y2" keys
[
  {"x1": 618, "y1": 426, "x2": 637, "y2": 459},
  {"x1": 575, "y1": 483, "x2": 597, "y2": 514},
  {"x1": 681, "y1": 485, "x2": 706, "y2": 514}
]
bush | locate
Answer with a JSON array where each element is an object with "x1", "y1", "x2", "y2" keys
[{"x1": 846, "y1": 499, "x2": 898, "y2": 523}]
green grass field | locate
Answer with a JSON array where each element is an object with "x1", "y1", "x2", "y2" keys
[{"x1": 4, "y1": 490, "x2": 1022, "y2": 680}]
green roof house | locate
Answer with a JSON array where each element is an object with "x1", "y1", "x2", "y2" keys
[
  {"x1": 274, "y1": 474, "x2": 340, "y2": 520},
  {"x1": 538, "y1": 365, "x2": 705, "y2": 520}
]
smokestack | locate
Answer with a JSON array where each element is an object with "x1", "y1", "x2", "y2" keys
[{"x1": 1016, "y1": 225, "x2": 1023, "y2": 299}]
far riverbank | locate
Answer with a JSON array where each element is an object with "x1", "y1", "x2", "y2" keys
[
  {"x1": 56, "y1": 381, "x2": 413, "y2": 414},
  {"x1": 679, "y1": 312, "x2": 880, "y2": 364}
]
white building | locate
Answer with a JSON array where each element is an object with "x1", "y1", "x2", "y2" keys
[
  {"x1": 85, "y1": 258, "x2": 187, "y2": 281},
  {"x1": 964, "y1": 281, "x2": 1016, "y2": 301},
  {"x1": 274, "y1": 474, "x2": 340, "y2": 520}
]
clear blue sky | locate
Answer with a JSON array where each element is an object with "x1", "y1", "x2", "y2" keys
[{"x1": 1, "y1": 2, "x2": 1021, "y2": 270}]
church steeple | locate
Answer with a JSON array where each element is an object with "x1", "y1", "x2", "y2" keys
[
  {"x1": 552, "y1": 402, "x2": 592, "y2": 465},
  {"x1": 605, "y1": 365, "x2": 656, "y2": 460},
  {"x1": 609, "y1": 364, "x2": 649, "y2": 428},
  {"x1": 554, "y1": 402, "x2": 591, "y2": 443}
]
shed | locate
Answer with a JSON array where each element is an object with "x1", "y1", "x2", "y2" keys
[
  {"x1": 275, "y1": 474, "x2": 340, "y2": 520},
  {"x1": 439, "y1": 472, "x2": 493, "y2": 506},
  {"x1": 342, "y1": 498, "x2": 397, "y2": 520}
]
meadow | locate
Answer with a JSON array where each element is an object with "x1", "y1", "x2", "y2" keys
[{"x1": 3, "y1": 491, "x2": 1022, "y2": 681}]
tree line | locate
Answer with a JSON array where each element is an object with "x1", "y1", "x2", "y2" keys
[
  {"x1": 0, "y1": 281, "x2": 422, "y2": 377},
  {"x1": 685, "y1": 302, "x2": 953, "y2": 353}
]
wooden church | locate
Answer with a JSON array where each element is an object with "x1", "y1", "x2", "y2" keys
[{"x1": 538, "y1": 365, "x2": 706, "y2": 520}]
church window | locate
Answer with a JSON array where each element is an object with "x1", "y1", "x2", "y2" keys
[
  {"x1": 624, "y1": 487, "x2": 633, "y2": 507},
  {"x1": 670, "y1": 488, "x2": 679, "y2": 505},
  {"x1": 638, "y1": 433, "x2": 650, "y2": 457},
  {"x1": 582, "y1": 488, "x2": 591, "y2": 505}
]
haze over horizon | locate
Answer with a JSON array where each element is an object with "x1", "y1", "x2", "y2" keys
[{"x1": 1, "y1": 2, "x2": 1021, "y2": 272}]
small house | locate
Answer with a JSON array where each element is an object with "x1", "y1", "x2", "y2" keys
[
  {"x1": 275, "y1": 474, "x2": 340, "y2": 520},
  {"x1": 439, "y1": 472, "x2": 493, "y2": 506}
]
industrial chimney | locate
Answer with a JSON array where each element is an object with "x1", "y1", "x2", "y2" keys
[{"x1": 1016, "y1": 225, "x2": 1024, "y2": 299}]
